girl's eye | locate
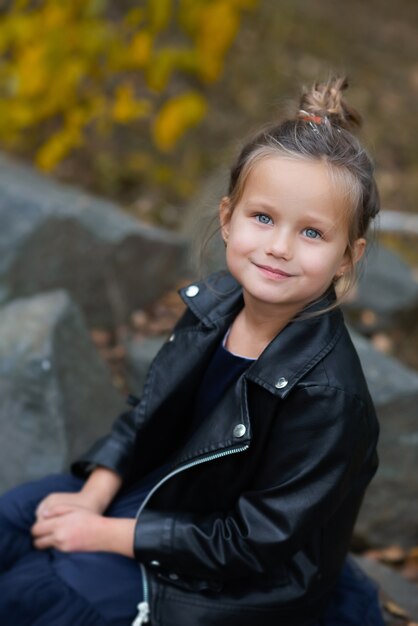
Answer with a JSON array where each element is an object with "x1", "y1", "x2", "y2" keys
[
  {"x1": 255, "y1": 214, "x2": 273, "y2": 225},
  {"x1": 303, "y1": 227, "x2": 322, "y2": 239}
]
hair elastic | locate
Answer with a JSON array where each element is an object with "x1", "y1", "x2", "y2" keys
[
  {"x1": 299, "y1": 111, "x2": 323, "y2": 124},
  {"x1": 298, "y1": 110, "x2": 324, "y2": 133}
]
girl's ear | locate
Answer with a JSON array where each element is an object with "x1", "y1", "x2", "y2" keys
[
  {"x1": 338, "y1": 237, "x2": 366, "y2": 277},
  {"x1": 352, "y1": 237, "x2": 366, "y2": 264},
  {"x1": 219, "y1": 196, "x2": 232, "y2": 244}
]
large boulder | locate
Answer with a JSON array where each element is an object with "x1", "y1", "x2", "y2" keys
[
  {"x1": 350, "y1": 330, "x2": 418, "y2": 548},
  {"x1": 125, "y1": 336, "x2": 167, "y2": 398},
  {"x1": 0, "y1": 290, "x2": 124, "y2": 493},
  {"x1": 0, "y1": 153, "x2": 188, "y2": 328},
  {"x1": 379, "y1": 209, "x2": 418, "y2": 236},
  {"x1": 343, "y1": 244, "x2": 418, "y2": 333}
]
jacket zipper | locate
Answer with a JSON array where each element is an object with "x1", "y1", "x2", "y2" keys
[{"x1": 131, "y1": 444, "x2": 249, "y2": 625}]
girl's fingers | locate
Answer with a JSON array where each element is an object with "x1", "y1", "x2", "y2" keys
[
  {"x1": 31, "y1": 511, "x2": 69, "y2": 537},
  {"x1": 36, "y1": 497, "x2": 59, "y2": 517},
  {"x1": 46, "y1": 505, "x2": 72, "y2": 518},
  {"x1": 32, "y1": 509, "x2": 102, "y2": 553},
  {"x1": 35, "y1": 501, "x2": 48, "y2": 518},
  {"x1": 31, "y1": 518, "x2": 54, "y2": 537},
  {"x1": 36, "y1": 492, "x2": 82, "y2": 518},
  {"x1": 37, "y1": 504, "x2": 74, "y2": 519},
  {"x1": 36, "y1": 506, "x2": 49, "y2": 519},
  {"x1": 31, "y1": 519, "x2": 63, "y2": 550},
  {"x1": 33, "y1": 535, "x2": 54, "y2": 550}
]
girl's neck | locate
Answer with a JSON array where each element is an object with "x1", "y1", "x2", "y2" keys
[{"x1": 226, "y1": 297, "x2": 300, "y2": 359}]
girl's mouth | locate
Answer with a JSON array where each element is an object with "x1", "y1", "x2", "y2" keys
[{"x1": 254, "y1": 263, "x2": 293, "y2": 279}]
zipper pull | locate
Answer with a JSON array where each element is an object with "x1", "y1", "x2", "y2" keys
[{"x1": 132, "y1": 601, "x2": 150, "y2": 625}]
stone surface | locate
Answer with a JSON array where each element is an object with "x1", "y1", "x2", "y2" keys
[
  {"x1": 379, "y1": 209, "x2": 418, "y2": 236},
  {"x1": 350, "y1": 329, "x2": 418, "y2": 548},
  {"x1": 343, "y1": 244, "x2": 418, "y2": 333},
  {"x1": 125, "y1": 336, "x2": 166, "y2": 398},
  {"x1": 0, "y1": 153, "x2": 188, "y2": 328},
  {"x1": 0, "y1": 290, "x2": 124, "y2": 493}
]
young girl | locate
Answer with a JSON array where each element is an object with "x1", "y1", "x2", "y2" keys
[{"x1": 0, "y1": 77, "x2": 385, "y2": 626}]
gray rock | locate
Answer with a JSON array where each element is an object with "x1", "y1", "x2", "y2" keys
[
  {"x1": 350, "y1": 329, "x2": 418, "y2": 548},
  {"x1": 0, "y1": 153, "x2": 188, "y2": 328},
  {"x1": 379, "y1": 209, "x2": 418, "y2": 236},
  {"x1": 343, "y1": 244, "x2": 418, "y2": 333},
  {"x1": 0, "y1": 290, "x2": 124, "y2": 493},
  {"x1": 125, "y1": 336, "x2": 166, "y2": 398}
]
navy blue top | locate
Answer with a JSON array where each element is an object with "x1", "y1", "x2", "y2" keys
[{"x1": 190, "y1": 335, "x2": 254, "y2": 429}]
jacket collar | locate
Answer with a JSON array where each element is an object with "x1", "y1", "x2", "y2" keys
[
  {"x1": 179, "y1": 271, "x2": 243, "y2": 328},
  {"x1": 180, "y1": 271, "x2": 344, "y2": 399}
]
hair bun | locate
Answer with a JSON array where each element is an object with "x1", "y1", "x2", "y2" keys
[{"x1": 298, "y1": 77, "x2": 362, "y2": 132}]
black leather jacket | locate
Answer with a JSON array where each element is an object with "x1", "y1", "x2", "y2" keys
[{"x1": 73, "y1": 271, "x2": 379, "y2": 626}]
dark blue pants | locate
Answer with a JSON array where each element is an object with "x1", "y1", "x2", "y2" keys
[
  {"x1": 0, "y1": 474, "x2": 147, "y2": 626},
  {"x1": 0, "y1": 474, "x2": 385, "y2": 626},
  {"x1": 320, "y1": 557, "x2": 385, "y2": 626}
]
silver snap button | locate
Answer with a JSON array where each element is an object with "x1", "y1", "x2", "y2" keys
[
  {"x1": 168, "y1": 572, "x2": 179, "y2": 581},
  {"x1": 233, "y1": 424, "x2": 246, "y2": 438},
  {"x1": 168, "y1": 333, "x2": 175, "y2": 342},
  {"x1": 275, "y1": 377, "x2": 288, "y2": 389},
  {"x1": 150, "y1": 560, "x2": 160, "y2": 567},
  {"x1": 185, "y1": 285, "x2": 199, "y2": 297}
]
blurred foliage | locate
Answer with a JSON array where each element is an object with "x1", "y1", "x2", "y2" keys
[
  {"x1": 198, "y1": 0, "x2": 418, "y2": 221},
  {"x1": 0, "y1": 0, "x2": 257, "y2": 201},
  {"x1": 0, "y1": 0, "x2": 416, "y2": 231}
]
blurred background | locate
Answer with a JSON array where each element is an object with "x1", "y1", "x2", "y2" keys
[
  {"x1": 1, "y1": 1, "x2": 418, "y2": 619},
  {"x1": 0, "y1": 0, "x2": 416, "y2": 226},
  {"x1": 1, "y1": 0, "x2": 417, "y2": 360}
]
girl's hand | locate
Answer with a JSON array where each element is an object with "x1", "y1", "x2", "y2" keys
[
  {"x1": 31, "y1": 508, "x2": 136, "y2": 557},
  {"x1": 36, "y1": 467, "x2": 123, "y2": 520},
  {"x1": 36, "y1": 491, "x2": 102, "y2": 520},
  {"x1": 32, "y1": 507, "x2": 105, "y2": 552}
]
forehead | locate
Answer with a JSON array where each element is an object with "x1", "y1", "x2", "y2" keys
[{"x1": 241, "y1": 156, "x2": 339, "y2": 207}]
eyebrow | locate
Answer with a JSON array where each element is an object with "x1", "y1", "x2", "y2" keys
[
  {"x1": 245, "y1": 200, "x2": 277, "y2": 212},
  {"x1": 300, "y1": 213, "x2": 336, "y2": 229}
]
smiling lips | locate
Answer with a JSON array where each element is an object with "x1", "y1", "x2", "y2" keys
[{"x1": 254, "y1": 263, "x2": 294, "y2": 279}]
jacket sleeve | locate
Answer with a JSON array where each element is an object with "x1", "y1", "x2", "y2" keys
[
  {"x1": 133, "y1": 385, "x2": 378, "y2": 582},
  {"x1": 71, "y1": 395, "x2": 141, "y2": 479}
]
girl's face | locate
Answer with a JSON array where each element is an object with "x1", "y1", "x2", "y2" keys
[{"x1": 220, "y1": 156, "x2": 365, "y2": 317}]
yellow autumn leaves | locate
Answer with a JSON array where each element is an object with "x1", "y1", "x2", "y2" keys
[
  {"x1": 0, "y1": 0, "x2": 258, "y2": 172},
  {"x1": 153, "y1": 92, "x2": 207, "y2": 152}
]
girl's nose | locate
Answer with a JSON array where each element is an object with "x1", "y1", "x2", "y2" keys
[{"x1": 265, "y1": 229, "x2": 293, "y2": 259}]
